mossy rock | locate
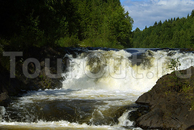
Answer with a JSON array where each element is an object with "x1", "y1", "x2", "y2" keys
[{"x1": 135, "y1": 66, "x2": 194, "y2": 129}]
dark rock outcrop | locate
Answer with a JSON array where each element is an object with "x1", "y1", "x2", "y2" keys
[
  {"x1": 135, "y1": 67, "x2": 194, "y2": 130},
  {"x1": 0, "y1": 47, "x2": 116, "y2": 105},
  {"x1": 0, "y1": 47, "x2": 70, "y2": 104}
]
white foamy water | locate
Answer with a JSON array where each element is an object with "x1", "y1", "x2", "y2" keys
[
  {"x1": 62, "y1": 49, "x2": 194, "y2": 94},
  {"x1": 1, "y1": 49, "x2": 194, "y2": 130}
]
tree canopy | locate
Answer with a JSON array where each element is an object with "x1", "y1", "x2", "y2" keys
[
  {"x1": 132, "y1": 10, "x2": 194, "y2": 48},
  {"x1": 0, "y1": 0, "x2": 133, "y2": 50}
]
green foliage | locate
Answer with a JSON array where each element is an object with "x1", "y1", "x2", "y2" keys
[
  {"x1": 133, "y1": 10, "x2": 194, "y2": 48},
  {"x1": 56, "y1": 35, "x2": 79, "y2": 47},
  {"x1": 0, "y1": 39, "x2": 9, "y2": 53},
  {"x1": 168, "y1": 58, "x2": 181, "y2": 71},
  {"x1": 0, "y1": 39, "x2": 10, "y2": 70},
  {"x1": 182, "y1": 85, "x2": 193, "y2": 93},
  {"x1": 0, "y1": 0, "x2": 133, "y2": 50},
  {"x1": 191, "y1": 10, "x2": 194, "y2": 17}
]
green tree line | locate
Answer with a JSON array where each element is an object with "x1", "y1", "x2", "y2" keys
[
  {"x1": 0, "y1": 0, "x2": 133, "y2": 51},
  {"x1": 132, "y1": 10, "x2": 194, "y2": 48}
]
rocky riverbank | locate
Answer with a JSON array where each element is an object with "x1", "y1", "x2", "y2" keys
[
  {"x1": 135, "y1": 66, "x2": 194, "y2": 130},
  {"x1": 0, "y1": 47, "x2": 70, "y2": 105},
  {"x1": 0, "y1": 47, "x2": 116, "y2": 105},
  {"x1": 0, "y1": 47, "x2": 111, "y2": 105}
]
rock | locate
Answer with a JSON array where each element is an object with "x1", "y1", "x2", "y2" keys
[
  {"x1": 0, "y1": 62, "x2": 24, "y2": 105},
  {"x1": 0, "y1": 47, "x2": 93, "y2": 104},
  {"x1": 135, "y1": 67, "x2": 194, "y2": 129},
  {"x1": 0, "y1": 92, "x2": 8, "y2": 102},
  {"x1": 0, "y1": 106, "x2": 6, "y2": 121},
  {"x1": 0, "y1": 47, "x2": 71, "y2": 103},
  {"x1": 128, "y1": 104, "x2": 149, "y2": 122},
  {"x1": 187, "y1": 125, "x2": 194, "y2": 130}
]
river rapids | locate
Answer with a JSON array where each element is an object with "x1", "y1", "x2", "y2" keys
[{"x1": 0, "y1": 48, "x2": 194, "y2": 130}]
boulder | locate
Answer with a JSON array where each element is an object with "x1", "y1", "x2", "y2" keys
[{"x1": 135, "y1": 67, "x2": 194, "y2": 130}]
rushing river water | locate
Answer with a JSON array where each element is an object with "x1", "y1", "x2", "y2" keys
[{"x1": 1, "y1": 48, "x2": 194, "y2": 130}]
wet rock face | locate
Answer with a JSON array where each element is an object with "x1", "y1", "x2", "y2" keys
[
  {"x1": 0, "y1": 47, "x2": 115, "y2": 104},
  {"x1": 135, "y1": 67, "x2": 194, "y2": 130},
  {"x1": 0, "y1": 47, "x2": 70, "y2": 104},
  {"x1": 0, "y1": 63, "x2": 24, "y2": 105},
  {"x1": 0, "y1": 47, "x2": 119, "y2": 104}
]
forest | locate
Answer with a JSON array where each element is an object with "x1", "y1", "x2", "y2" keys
[
  {"x1": 1, "y1": 0, "x2": 194, "y2": 51},
  {"x1": 0, "y1": 0, "x2": 133, "y2": 52},
  {"x1": 132, "y1": 10, "x2": 194, "y2": 48}
]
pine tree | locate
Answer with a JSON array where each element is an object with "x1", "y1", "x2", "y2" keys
[
  {"x1": 154, "y1": 21, "x2": 157, "y2": 26},
  {"x1": 191, "y1": 10, "x2": 194, "y2": 17}
]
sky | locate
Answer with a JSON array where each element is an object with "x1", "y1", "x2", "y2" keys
[{"x1": 120, "y1": 0, "x2": 194, "y2": 30}]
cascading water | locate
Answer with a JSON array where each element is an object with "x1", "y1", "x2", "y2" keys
[{"x1": 0, "y1": 48, "x2": 194, "y2": 130}]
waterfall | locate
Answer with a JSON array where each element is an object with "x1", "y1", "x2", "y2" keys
[
  {"x1": 1, "y1": 48, "x2": 194, "y2": 130},
  {"x1": 62, "y1": 49, "x2": 194, "y2": 94}
]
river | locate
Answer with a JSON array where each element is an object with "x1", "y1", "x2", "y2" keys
[{"x1": 0, "y1": 48, "x2": 194, "y2": 130}]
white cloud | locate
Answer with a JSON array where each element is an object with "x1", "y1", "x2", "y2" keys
[{"x1": 123, "y1": 0, "x2": 194, "y2": 30}]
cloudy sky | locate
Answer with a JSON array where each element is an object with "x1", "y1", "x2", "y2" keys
[{"x1": 120, "y1": 0, "x2": 194, "y2": 30}]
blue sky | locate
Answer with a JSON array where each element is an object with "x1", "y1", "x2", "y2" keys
[{"x1": 120, "y1": 0, "x2": 194, "y2": 30}]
